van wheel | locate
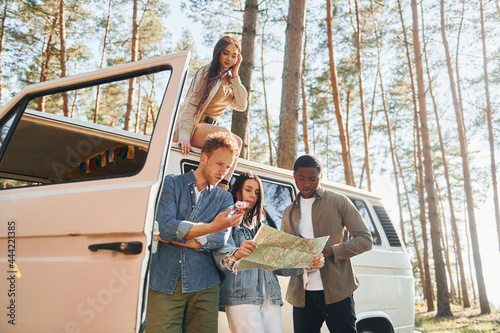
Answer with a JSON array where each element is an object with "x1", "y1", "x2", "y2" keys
[
  {"x1": 357, "y1": 322, "x2": 375, "y2": 333},
  {"x1": 357, "y1": 318, "x2": 394, "y2": 333}
]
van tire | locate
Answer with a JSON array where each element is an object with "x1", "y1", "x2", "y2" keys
[{"x1": 357, "y1": 317, "x2": 394, "y2": 333}]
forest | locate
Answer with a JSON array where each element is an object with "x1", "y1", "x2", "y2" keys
[{"x1": 1, "y1": 0, "x2": 499, "y2": 319}]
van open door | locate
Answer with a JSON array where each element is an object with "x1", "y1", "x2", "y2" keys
[{"x1": 0, "y1": 52, "x2": 189, "y2": 332}]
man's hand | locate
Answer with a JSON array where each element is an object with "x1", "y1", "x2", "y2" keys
[
  {"x1": 321, "y1": 245, "x2": 334, "y2": 258},
  {"x1": 234, "y1": 240, "x2": 257, "y2": 260},
  {"x1": 184, "y1": 207, "x2": 243, "y2": 240},
  {"x1": 210, "y1": 207, "x2": 244, "y2": 233},
  {"x1": 309, "y1": 253, "x2": 325, "y2": 270}
]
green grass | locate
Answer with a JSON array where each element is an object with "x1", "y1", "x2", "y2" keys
[{"x1": 415, "y1": 303, "x2": 500, "y2": 333}]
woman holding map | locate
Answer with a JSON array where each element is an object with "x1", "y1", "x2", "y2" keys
[{"x1": 214, "y1": 172, "x2": 324, "y2": 333}]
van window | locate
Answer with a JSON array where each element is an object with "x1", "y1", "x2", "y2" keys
[
  {"x1": 0, "y1": 67, "x2": 171, "y2": 189},
  {"x1": 260, "y1": 179, "x2": 294, "y2": 230},
  {"x1": 0, "y1": 110, "x2": 18, "y2": 149},
  {"x1": 180, "y1": 161, "x2": 294, "y2": 230},
  {"x1": 372, "y1": 204, "x2": 402, "y2": 247},
  {"x1": 350, "y1": 198, "x2": 382, "y2": 246}
]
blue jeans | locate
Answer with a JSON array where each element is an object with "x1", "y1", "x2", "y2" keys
[{"x1": 293, "y1": 292, "x2": 356, "y2": 333}]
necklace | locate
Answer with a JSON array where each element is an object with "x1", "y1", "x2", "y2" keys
[{"x1": 243, "y1": 214, "x2": 253, "y2": 228}]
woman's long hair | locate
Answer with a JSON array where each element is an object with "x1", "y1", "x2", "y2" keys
[
  {"x1": 195, "y1": 36, "x2": 241, "y2": 118},
  {"x1": 231, "y1": 171, "x2": 277, "y2": 229}
]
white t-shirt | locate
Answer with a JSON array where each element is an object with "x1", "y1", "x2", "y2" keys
[
  {"x1": 193, "y1": 185, "x2": 201, "y2": 203},
  {"x1": 298, "y1": 196, "x2": 324, "y2": 291}
]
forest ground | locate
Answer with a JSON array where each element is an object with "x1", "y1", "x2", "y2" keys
[{"x1": 415, "y1": 303, "x2": 500, "y2": 332}]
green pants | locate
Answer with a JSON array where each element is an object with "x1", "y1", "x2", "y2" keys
[{"x1": 145, "y1": 281, "x2": 220, "y2": 333}]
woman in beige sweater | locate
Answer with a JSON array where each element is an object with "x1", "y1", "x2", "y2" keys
[{"x1": 173, "y1": 36, "x2": 248, "y2": 189}]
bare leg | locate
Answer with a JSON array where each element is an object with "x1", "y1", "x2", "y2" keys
[{"x1": 190, "y1": 123, "x2": 242, "y2": 182}]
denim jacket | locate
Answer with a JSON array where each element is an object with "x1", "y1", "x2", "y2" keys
[
  {"x1": 213, "y1": 218, "x2": 300, "y2": 309},
  {"x1": 149, "y1": 171, "x2": 234, "y2": 295}
]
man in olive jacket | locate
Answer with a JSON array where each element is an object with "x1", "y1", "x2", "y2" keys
[{"x1": 281, "y1": 155, "x2": 373, "y2": 333}]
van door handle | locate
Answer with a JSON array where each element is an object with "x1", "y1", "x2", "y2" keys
[{"x1": 88, "y1": 242, "x2": 143, "y2": 255}]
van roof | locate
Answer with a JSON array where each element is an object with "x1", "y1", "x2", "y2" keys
[{"x1": 170, "y1": 143, "x2": 382, "y2": 201}]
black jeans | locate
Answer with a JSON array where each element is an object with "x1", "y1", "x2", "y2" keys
[{"x1": 293, "y1": 291, "x2": 357, "y2": 333}]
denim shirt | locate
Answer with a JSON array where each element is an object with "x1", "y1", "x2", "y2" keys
[
  {"x1": 213, "y1": 219, "x2": 301, "y2": 309},
  {"x1": 149, "y1": 170, "x2": 234, "y2": 294}
]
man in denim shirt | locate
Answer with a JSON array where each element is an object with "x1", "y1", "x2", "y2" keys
[{"x1": 146, "y1": 132, "x2": 244, "y2": 333}]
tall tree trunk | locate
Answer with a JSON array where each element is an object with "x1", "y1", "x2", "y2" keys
[
  {"x1": 372, "y1": 8, "x2": 405, "y2": 244},
  {"x1": 453, "y1": 0, "x2": 471, "y2": 308},
  {"x1": 301, "y1": 17, "x2": 309, "y2": 155},
  {"x1": 260, "y1": 8, "x2": 273, "y2": 166},
  {"x1": 416, "y1": 119, "x2": 434, "y2": 311},
  {"x1": 396, "y1": 0, "x2": 431, "y2": 304},
  {"x1": 325, "y1": 0, "x2": 352, "y2": 185},
  {"x1": 125, "y1": 0, "x2": 139, "y2": 131},
  {"x1": 345, "y1": 91, "x2": 355, "y2": 186},
  {"x1": 353, "y1": 0, "x2": 370, "y2": 191},
  {"x1": 411, "y1": 0, "x2": 452, "y2": 317},
  {"x1": 442, "y1": 0, "x2": 490, "y2": 313},
  {"x1": 38, "y1": 15, "x2": 59, "y2": 112},
  {"x1": 436, "y1": 184, "x2": 456, "y2": 301},
  {"x1": 379, "y1": 71, "x2": 407, "y2": 249},
  {"x1": 232, "y1": 0, "x2": 258, "y2": 159},
  {"x1": 277, "y1": 0, "x2": 306, "y2": 169},
  {"x1": 143, "y1": 104, "x2": 151, "y2": 135},
  {"x1": 453, "y1": 238, "x2": 462, "y2": 305},
  {"x1": 134, "y1": 77, "x2": 142, "y2": 133},
  {"x1": 143, "y1": 75, "x2": 155, "y2": 135},
  {"x1": 59, "y1": 0, "x2": 69, "y2": 117},
  {"x1": 143, "y1": 73, "x2": 156, "y2": 135},
  {"x1": 480, "y1": 0, "x2": 500, "y2": 254},
  {"x1": 94, "y1": 0, "x2": 113, "y2": 123},
  {"x1": 402, "y1": 0, "x2": 433, "y2": 308},
  {"x1": 70, "y1": 89, "x2": 77, "y2": 118},
  {"x1": 464, "y1": 206, "x2": 477, "y2": 302},
  {"x1": 395, "y1": 133, "x2": 425, "y2": 299},
  {"x1": 312, "y1": 121, "x2": 316, "y2": 155},
  {"x1": 455, "y1": 2, "x2": 467, "y2": 145},
  {"x1": 423, "y1": 0, "x2": 470, "y2": 307},
  {"x1": 380, "y1": 74, "x2": 405, "y2": 246},
  {"x1": 0, "y1": 0, "x2": 9, "y2": 103}
]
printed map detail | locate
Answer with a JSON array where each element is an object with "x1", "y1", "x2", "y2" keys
[{"x1": 234, "y1": 224, "x2": 329, "y2": 273}]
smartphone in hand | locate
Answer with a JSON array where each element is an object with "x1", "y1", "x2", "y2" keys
[{"x1": 227, "y1": 201, "x2": 249, "y2": 217}]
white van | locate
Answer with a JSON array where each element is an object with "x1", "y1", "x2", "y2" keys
[{"x1": 0, "y1": 51, "x2": 414, "y2": 332}]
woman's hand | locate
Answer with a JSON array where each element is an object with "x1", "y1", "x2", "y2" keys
[
  {"x1": 309, "y1": 253, "x2": 325, "y2": 270},
  {"x1": 231, "y1": 53, "x2": 243, "y2": 78},
  {"x1": 177, "y1": 139, "x2": 192, "y2": 155},
  {"x1": 234, "y1": 240, "x2": 257, "y2": 260}
]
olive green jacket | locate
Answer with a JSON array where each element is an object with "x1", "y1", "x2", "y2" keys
[{"x1": 281, "y1": 186, "x2": 373, "y2": 307}]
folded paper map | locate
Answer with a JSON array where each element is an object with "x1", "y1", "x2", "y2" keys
[{"x1": 234, "y1": 224, "x2": 330, "y2": 273}]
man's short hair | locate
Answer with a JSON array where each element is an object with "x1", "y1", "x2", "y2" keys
[
  {"x1": 293, "y1": 155, "x2": 323, "y2": 173},
  {"x1": 201, "y1": 132, "x2": 239, "y2": 158}
]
